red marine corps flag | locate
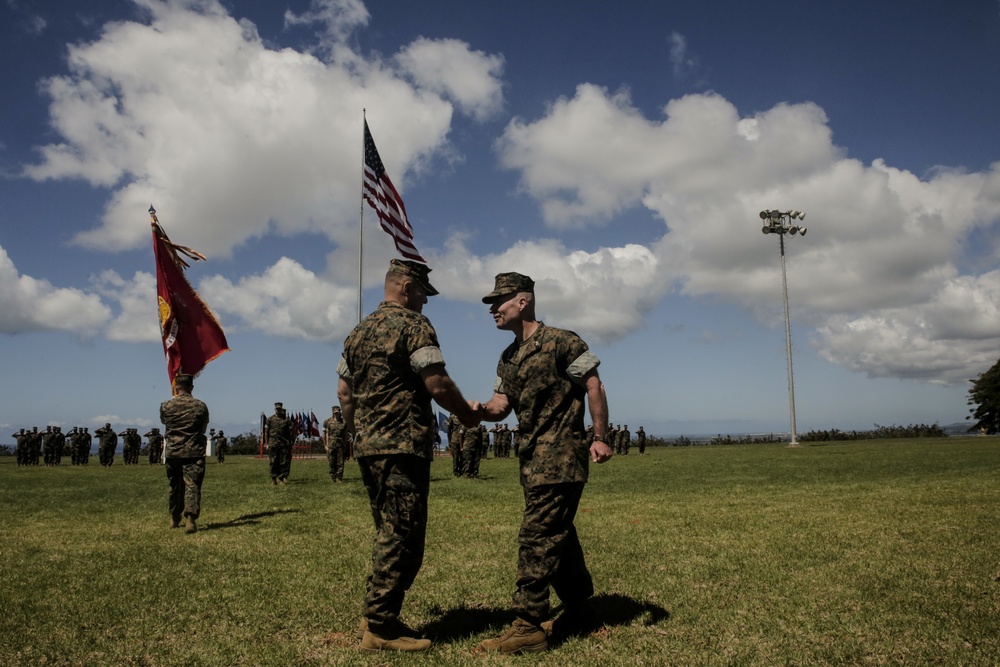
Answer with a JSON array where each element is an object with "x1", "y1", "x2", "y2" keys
[{"x1": 150, "y1": 205, "x2": 229, "y2": 390}]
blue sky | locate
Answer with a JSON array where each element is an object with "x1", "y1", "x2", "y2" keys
[{"x1": 2, "y1": 0, "x2": 1000, "y2": 439}]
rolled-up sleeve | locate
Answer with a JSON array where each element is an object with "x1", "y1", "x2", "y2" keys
[
  {"x1": 566, "y1": 350, "x2": 600, "y2": 385},
  {"x1": 410, "y1": 345, "x2": 445, "y2": 373}
]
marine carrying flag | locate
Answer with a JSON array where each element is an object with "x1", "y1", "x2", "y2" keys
[
  {"x1": 362, "y1": 119, "x2": 427, "y2": 263},
  {"x1": 150, "y1": 206, "x2": 229, "y2": 388}
]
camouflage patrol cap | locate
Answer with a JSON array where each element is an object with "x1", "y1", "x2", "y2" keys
[
  {"x1": 482, "y1": 272, "x2": 534, "y2": 303},
  {"x1": 275, "y1": 402, "x2": 283, "y2": 409},
  {"x1": 388, "y1": 259, "x2": 439, "y2": 296}
]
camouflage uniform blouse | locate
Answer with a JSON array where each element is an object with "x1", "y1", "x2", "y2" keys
[
  {"x1": 265, "y1": 414, "x2": 294, "y2": 448},
  {"x1": 323, "y1": 417, "x2": 347, "y2": 453},
  {"x1": 494, "y1": 322, "x2": 600, "y2": 487},
  {"x1": 159, "y1": 393, "x2": 210, "y2": 458},
  {"x1": 337, "y1": 301, "x2": 445, "y2": 460}
]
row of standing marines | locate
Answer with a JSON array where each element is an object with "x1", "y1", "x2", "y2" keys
[
  {"x1": 446, "y1": 419, "x2": 647, "y2": 478},
  {"x1": 12, "y1": 413, "x2": 644, "y2": 476},
  {"x1": 10, "y1": 425, "x2": 229, "y2": 467}
]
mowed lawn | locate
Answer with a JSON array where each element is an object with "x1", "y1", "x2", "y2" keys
[{"x1": 1, "y1": 438, "x2": 998, "y2": 666}]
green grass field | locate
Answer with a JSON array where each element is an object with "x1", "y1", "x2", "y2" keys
[{"x1": 2, "y1": 439, "x2": 998, "y2": 666}]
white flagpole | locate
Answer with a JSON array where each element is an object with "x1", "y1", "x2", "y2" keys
[{"x1": 358, "y1": 110, "x2": 366, "y2": 324}]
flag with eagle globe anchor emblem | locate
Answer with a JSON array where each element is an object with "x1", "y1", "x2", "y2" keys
[{"x1": 150, "y1": 207, "x2": 229, "y2": 389}]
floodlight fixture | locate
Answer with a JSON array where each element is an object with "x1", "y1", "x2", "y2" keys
[{"x1": 754, "y1": 207, "x2": 810, "y2": 447}]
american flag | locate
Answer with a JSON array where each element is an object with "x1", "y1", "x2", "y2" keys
[{"x1": 363, "y1": 120, "x2": 427, "y2": 263}]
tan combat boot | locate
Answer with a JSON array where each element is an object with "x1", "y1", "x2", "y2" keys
[
  {"x1": 359, "y1": 620, "x2": 431, "y2": 652},
  {"x1": 185, "y1": 516, "x2": 197, "y2": 534},
  {"x1": 480, "y1": 618, "x2": 548, "y2": 654}
]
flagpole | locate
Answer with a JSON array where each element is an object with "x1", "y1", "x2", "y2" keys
[{"x1": 358, "y1": 110, "x2": 366, "y2": 324}]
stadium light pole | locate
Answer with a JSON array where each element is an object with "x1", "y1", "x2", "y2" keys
[{"x1": 760, "y1": 209, "x2": 807, "y2": 447}]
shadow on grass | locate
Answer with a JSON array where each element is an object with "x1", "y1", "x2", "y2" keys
[
  {"x1": 421, "y1": 604, "x2": 515, "y2": 642},
  {"x1": 420, "y1": 593, "x2": 669, "y2": 643},
  {"x1": 201, "y1": 508, "x2": 301, "y2": 531},
  {"x1": 589, "y1": 592, "x2": 670, "y2": 627}
]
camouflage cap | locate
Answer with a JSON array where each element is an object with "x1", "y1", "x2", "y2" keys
[
  {"x1": 175, "y1": 373, "x2": 194, "y2": 385},
  {"x1": 389, "y1": 259, "x2": 439, "y2": 296},
  {"x1": 275, "y1": 402, "x2": 283, "y2": 409},
  {"x1": 482, "y1": 272, "x2": 534, "y2": 303}
]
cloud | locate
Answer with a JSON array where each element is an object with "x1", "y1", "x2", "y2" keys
[
  {"x1": 7, "y1": 0, "x2": 47, "y2": 35},
  {"x1": 199, "y1": 257, "x2": 355, "y2": 342},
  {"x1": 283, "y1": 0, "x2": 370, "y2": 47},
  {"x1": 495, "y1": 84, "x2": 1000, "y2": 384},
  {"x1": 395, "y1": 38, "x2": 505, "y2": 121},
  {"x1": 92, "y1": 270, "x2": 160, "y2": 342},
  {"x1": 24, "y1": 0, "x2": 504, "y2": 257},
  {"x1": 437, "y1": 238, "x2": 662, "y2": 343},
  {"x1": 815, "y1": 270, "x2": 1000, "y2": 385},
  {"x1": 0, "y1": 244, "x2": 111, "y2": 335},
  {"x1": 669, "y1": 31, "x2": 697, "y2": 78}
]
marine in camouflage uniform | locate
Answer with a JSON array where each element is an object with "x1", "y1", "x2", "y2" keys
[
  {"x1": 215, "y1": 430, "x2": 228, "y2": 464},
  {"x1": 119, "y1": 428, "x2": 131, "y2": 464},
  {"x1": 77, "y1": 427, "x2": 92, "y2": 465},
  {"x1": 264, "y1": 403, "x2": 294, "y2": 484},
  {"x1": 67, "y1": 428, "x2": 79, "y2": 465},
  {"x1": 95, "y1": 423, "x2": 117, "y2": 467},
  {"x1": 337, "y1": 259, "x2": 480, "y2": 652},
  {"x1": 56, "y1": 426, "x2": 67, "y2": 464},
  {"x1": 619, "y1": 425, "x2": 631, "y2": 456},
  {"x1": 636, "y1": 426, "x2": 647, "y2": 454},
  {"x1": 120, "y1": 428, "x2": 141, "y2": 465},
  {"x1": 477, "y1": 272, "x2": 613, "y2": 654},
  {"x1": 13, "y1": 429, "x2": 28, "y2": 466},
  {"x1": 323, "y1": 406, "x2": 348, "y2": 482},
  {"x1": 145, "y1": 427, "x2": 164, "y2": 465},
  {"x1": 42, "y1": 426, "x2": 56, "y2": 466},
  {"x1": 160, "y1": 373, "x2": 209, "y2": 534},
  {"x1": 28, "y1": 426, "x2": 43, "y2": 465},
  {"x1": 462, "y1": 422, "x2": 482, "y2": 478},
  {"x1": 500, "y1": 424, "x2": 513, "y2": 458},
  {"x1": 447, "y1": 413, "x2": 465, "y2": 477}
]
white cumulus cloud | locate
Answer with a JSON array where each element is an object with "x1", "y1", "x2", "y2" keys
[
  {"x1": 24, "y1": 0, "x2": 505, "y2": 258},
  {"x1": 0, "y1": 244, "x2": 111, "y2": 335},
  {"x1": 199, "y1": 257, "x2": 355, "y2": 342}
]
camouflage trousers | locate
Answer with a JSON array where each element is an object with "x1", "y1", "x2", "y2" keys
[
  {"x1": 512, "y1": 481, "x2": 594, "y2": 624},
  {"x1": 326, "y1": 444, "x2": 346, "y2": 480},
  {"x1": 450, "y1": 438, "x2": 463, "y2": 477},
  {"x1": 462, "y1": 441, "x2": 481, "y2": 478},
  {"x1": 268, "y1": 445, "x2": 291, "y2": 481},
  {"x1": 166, "y1": 456, "x2": 205, "y2": 520},
  {"x1": 357, "y1": 454, "x2": 430, "y2": 632}
]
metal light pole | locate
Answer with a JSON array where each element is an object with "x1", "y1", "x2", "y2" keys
[{"x1": 760, "y1": 210, "x2": 807, "y2": 447}]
